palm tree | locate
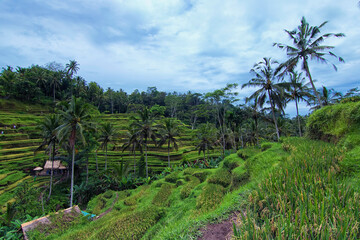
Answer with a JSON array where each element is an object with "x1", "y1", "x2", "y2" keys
[
  {"x1": 98, "y1": 122, "x2": 119, "y2": 171},
  {"x1": 66, "y1": 60, "x2": 80, "y2": 78},
  {"x1": 310, "y1": 86, "x2": 342, "y2": 110},
  {"x1": 158, "y1": 118, "x2": 182, "y2": 168},
  {"x1": 122, "y1": 125, "x2": 143, "y2": 175},
  {"x1": 274, "y1": 16, "x2": 345, "y2": 107},
  {"x1": 242, "y1": 58, "x2": 286, "y2": 141},
  {"x1": 56, "y1": 97, "x2": 91, "y2": 207},
  {"x1": 50, "y1": 71, "x2": 63, "y2": 103},
  {"x1": 194, "y1": 123, "x2": 217, "y2": 163},
  {"x1": 35, "y1": 114, "x2": 60, "y2": 201},
  {"x1": 130, "y1": 107, "x2": 157, "y2": 178},
  {"x1": 285, "y1": 72, "x2": 312, "y2": 137}
]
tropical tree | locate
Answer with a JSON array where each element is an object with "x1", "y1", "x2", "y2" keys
[
  {"x1": 66, "y1": 60, "x2": 80, "y2": 79},
  {"x1": 158, "y1": 118, "x2": 182, "y2": 168},
  {"x1": 130, "y1": 107, "x2": 157, "y2": 178},
  {"x1": 242, "y1": 57, "x2": 286, "y2": 141},
  {"x1": 285, "y1": 71, "x2": 312, "y2": 137},
  {"x1": 274, "y1": 16, "x2": 345, "y2": 107},
  {"x1": 122, "y1": 126, "x2": 143, "y2": 175},
  {"x1": 194, "y1": 123, "x2": 217, "y2": 164},
  {"x1": 50, "y1": 71, "x2": 63, "y2": 103},
  {"x1": 56, "y1": 97, "x2": 92, "y2": 207},
  {"x1": 35, "y1": 114, "x2": 60, "y2": 201},
  {"x1": 310, "y1": 86, "x2": 342, "y2": 110},
  {"x1": 98, "y1": 122, "x2": 119, "y2": 171}
]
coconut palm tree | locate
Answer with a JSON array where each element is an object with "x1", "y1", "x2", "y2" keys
[
  {"x1": 50, "y1": 71, "x2": 63, "y2": 103},
  {"x1": 56, "y1": 97, "x2": 91, "y2": 207},
  {"x1": 158, "y1": 118, "x2": 182, "y2": 168},
  {"x1": 98, "y1": 122, "x2": 119, "y2": 171},
  {"x1": 35, "y1": 114, "x2": 60, "y2": 201},
  {"x1": 66, "y1": 60, "x2": 80, "y2": 78},
  {"x1": 285, "y1": 72, "x2": 312, "y2": 137},
  {"x1": 242, "y1": 57, "x2": 287, "y2": 141},
  {"x1": 130, "y1": 107, "x2": 157, "y2": 178},
  {"x1": 274, "y1": 16, "x2": 345, "y2": 107},
  {"x1": 194, "y1": 123, "x2": 217, "y2": 164},
  {"x1": 122, "y1": 125, "x2": 143, "y2": 175}
]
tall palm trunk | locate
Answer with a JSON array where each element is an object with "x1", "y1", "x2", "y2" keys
[
  {"x1": 95, "y1": 150, "x2": 98, "y2": 172},
  {"x1": 86, "y1": 155, "x2": 89, "y2": 185},
  {"x1": 70, "y1": 145, "x2": 75, "y2": 207},
  {"x1": 295, "y1": 98, "x2": 302, "y2": 137},
  {"x1": 268, "y1": 90, "x2": 280, "y2": 141},
  {"x1": 304, "y1": 60, "x2": 322, "y2": 107},
  {"x1": 167, "y1": 141, "x2": 171, "y2": 168},
  {"x1": 145, "y1": 140, "x2": 148, "y2": 178},
  {"x1": 133, "y1": 145, "x2": 136, "y2": 175},
  {"x1": 105, "y1": 144, "x2": 108, "y2": 170},
  {"x1": 47, "y1": 143, "x2": 55, "y2": 201}
]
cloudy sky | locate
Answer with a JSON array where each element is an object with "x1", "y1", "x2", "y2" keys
[{"x1": 0, "y1": 0, "x2": 359, "y2": 115}]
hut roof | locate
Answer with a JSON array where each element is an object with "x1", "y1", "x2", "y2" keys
[
  {"x1": 43, "y1": 160, "x2": 67, "y2": 170},
  {"x1": 33, "y1": 167, "x2": 43, "y2": 171}
]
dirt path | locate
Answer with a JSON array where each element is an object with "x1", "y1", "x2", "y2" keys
[{"x1": 198, "y1": 213, "x2": 238, "y2": 240}]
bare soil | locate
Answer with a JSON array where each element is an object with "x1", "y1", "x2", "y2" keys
[{"x1": 198, "y1": 213, "x2": 238, "y2": 240}]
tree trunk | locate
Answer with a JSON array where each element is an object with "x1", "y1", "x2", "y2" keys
[
  {"x1": 53, "y1": 83, "x2": 56, "y2": 103},
  {"x1": 268, "y1": 90, "x2": 280, "y2": 141},
  {"x1": 133, "y1": 146, "x2": 136, "y2": 175},
  {"x1": 86, "y1": 155, "x2": 89, "y2": 185},
  {"x1": 295, "y1": 98, "x2": 302, "y2": 137},
  {"x1": 70, "y1": 146, "x2": 75, "y2": 207},
  {"x1": 95, "y1": 150, "x2": 98, "y2": 172},
  {"x1": 145, "y1": 142, "x2": 148, "y2": 178},
  {"x1": 105, "y1": 145, "x2": 108, "y2": 170},
  {"x1": 168, "y1": 141, "x2": 171, "y2": 168},
  {"x1": 47, "y1": 143, "x2": 55, "y2": 201},
  {"x1": 304, "y1": 60, "x2": 322, "y2": 107}
]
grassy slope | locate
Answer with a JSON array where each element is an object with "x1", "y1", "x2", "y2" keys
[{"x1": 27, "y1": 142, "x2": 287, "y2": 240}]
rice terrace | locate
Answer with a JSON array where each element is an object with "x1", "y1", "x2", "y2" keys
[{"x1": 0, "y1": 1, "x2": 360, "y2": 239}]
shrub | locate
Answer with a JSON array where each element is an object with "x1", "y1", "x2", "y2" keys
[
  {"x1": 223, "y1": 155, "x2": 241, "y2": 170},
  {"x1": 103, "y1": 190, "x2": 113, "y2": 199},
  {"x1": 164, "y1": 172, "x2": 178, "y2": 183},
  {"x1": 196, "y1": 184, "x2": 225, "y2": 212},
  {"x1": 183, "y1": 168, "x2": 197, "y2": 175},
  {"x1": 152, "y1": 183, "x2": 173, "y2": 207},
  {"x1": 192, "y1": 171, "x2": 209, "y2": 182},
  {"x1": 176, "y1": 179, "x2": 184, "y2": 186},
  {"x1": 180, "y1": 176, "x2": 200, "y2": 199},
  {"x1": 230, "y1": 166, "x2": 249, "y2": 190},
  {"x1": 207, "y1": 168, "x2": 231, "y2": 188},
  {"x1": 237, "y1": 147, "x2": 261, "y2": 160},
  {"x1": 260, "y1": 142, "x2": 273, "y2": 151}
]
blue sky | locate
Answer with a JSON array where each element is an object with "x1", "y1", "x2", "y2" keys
[{"x1": 0, "y1": 0, "x2": 359, "y2": 115}]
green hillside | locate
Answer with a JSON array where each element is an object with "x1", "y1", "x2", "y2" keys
[{"x1": 0, "y1": 100, "x2": 217, "y2": 212}]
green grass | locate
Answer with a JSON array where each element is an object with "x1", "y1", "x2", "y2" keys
[{"x1": 234, "y1": 137, "x2": 360, "y2": 239}]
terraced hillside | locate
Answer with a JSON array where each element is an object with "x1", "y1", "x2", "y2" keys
[
  {"x1": 0, "y1": 107, "x2": 49, "y2": 212},
  {"x1": 0, "y1": 101, "x2": 219, "y2": 212}
]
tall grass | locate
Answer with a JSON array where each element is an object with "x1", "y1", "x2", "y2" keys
[{"x1": 234, "y1": 138, "x2": 360, "y2": 239}]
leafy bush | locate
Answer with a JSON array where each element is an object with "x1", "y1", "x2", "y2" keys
[
  {"x1": 183, "y1": 168, "x2": 197, "y2": 175},
  {"x1": 152, "y1": 183, "x2": 173, "y2": 207},
  {"x1": 223, "y1": 155, "x2": 241, "y2": 170},
  {"x1": 196, "y1": 184, "x2": 225, "y2": 212},
  {"x1": 207, "y1": 168, "x2": 231, "y2": 188},
  {"x1": 180, "y1": 176, "x2": 200, "y2": 199},
  {"x1": 192, "y1": 170, "x2": 209, "y2": 182},
  {"x1": 176, "y1": 179, "x2": 184, "y2": 186},
  {"x1": 230, "y1": 166, "x2": 249, "y2": 190},
  {"x1": 164, "y1": 172, "x2": 178, "y2": 183},
  {"x1": 306, "y1": 101, "x2": 360, "y2": 142},
  {"x1": 260, "y1": 142, "x2": 273, "y2": 151},
  {"x1": 103, "y1": 190, "x2": 113, "y2": 199}
]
